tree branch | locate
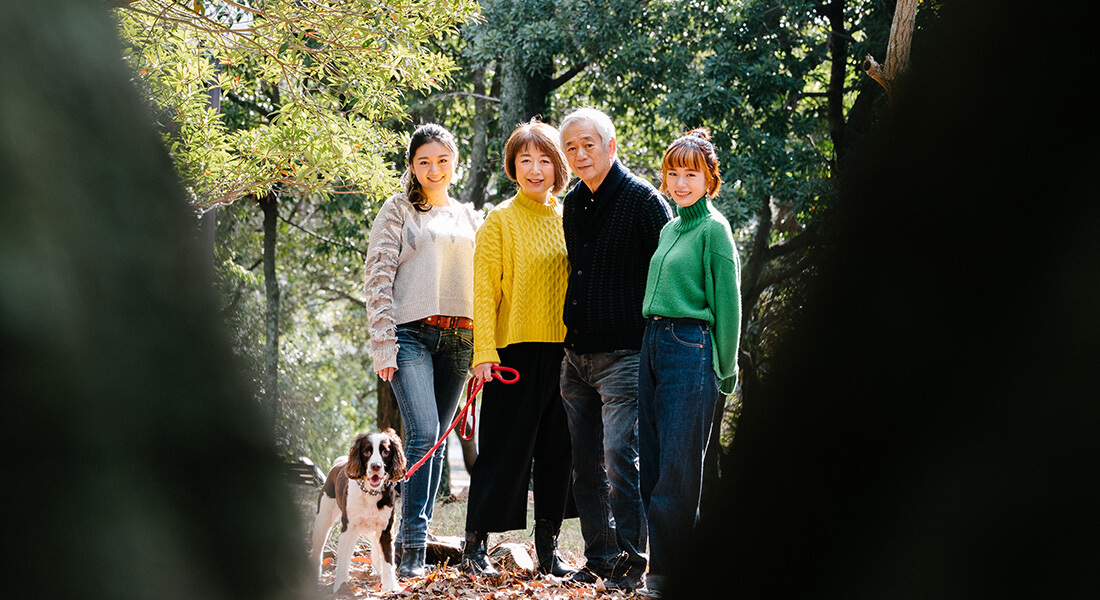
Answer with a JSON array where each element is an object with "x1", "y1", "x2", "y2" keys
[
  {"x1": 765, "y1": 226, "x2": 824, "y2": 261},
  {"x1": 755, "y1": 254, "x2": 814, "y2": 292},
  {"x1": 280, "y1": 216, "x2": 366, "y2": 258},
  {"x1": 416, "y1": 91, "x2": 500, "y2": 106},
  {"x1": 548, "y1": 61, "x2": 588, "y2": 91},
  {"x1": 862, "y1": 54, "x2": 891, "y2": 97},
  {"x1": 319, "y1": 285, "x2": 366, "y2": 309}
]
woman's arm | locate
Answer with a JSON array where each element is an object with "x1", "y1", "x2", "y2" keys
[
  {"x1": 706, "y1": 220, "x2": 742, "y2": 394},
  {"x1": 472, "y1": 208, "x2": 505, "y2": 376},
  {"x1": 364, "y1": 197, "x2": 405, "y2": 374}
]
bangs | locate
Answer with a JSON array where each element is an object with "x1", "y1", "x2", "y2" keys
[
  {"x1": 659, "y1": 134, "x2": 722, "y2": 196},
  {"x1": 515, "y1": 132, "x2": 560, "y2": 162},
  {"x1": 505, "y1": 122, "x2": 570, "y2": 194},
  {"x1": 662, "y1": 143, "x2": 709, "y2": 173}
]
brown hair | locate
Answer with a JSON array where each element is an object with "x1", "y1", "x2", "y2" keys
[
  {"x1": 504, "y1": 119, "x2": 570, "y2": 195},
  {"x1": 402, "y1": 123, "x2": 458, "y2": 212},
  {"x1": 660, "y1": 128, "x2": 723, "y2": 198}
]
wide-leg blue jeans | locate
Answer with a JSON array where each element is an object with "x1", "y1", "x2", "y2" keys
[
  {"x1": 391, "y1": 320, "x2": 472, "y2": 550},
  {"x1": 638, "y1": 316, "x2": 720, "y2": 588},
  {"x1": 561, "y1": 348, "x2": 647, "y2": 580}
]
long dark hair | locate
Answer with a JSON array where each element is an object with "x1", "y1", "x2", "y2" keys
[{"x1": 402, "y1": 124, "x2": 459, "y2": 212}]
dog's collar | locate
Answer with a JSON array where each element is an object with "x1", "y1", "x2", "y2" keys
[{"x1": 356, "y1": 477, "x2": 391, "y2": 496}]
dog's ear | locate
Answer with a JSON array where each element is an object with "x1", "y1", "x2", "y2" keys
[
  {"x1": 345, "y1": 433, "x2": 367, "y2": 479},
  {"x1": 386, "y1": 430, "x2": 406, "y2": 482}
]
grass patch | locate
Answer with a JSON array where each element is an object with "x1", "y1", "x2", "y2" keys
[{"x1": 429, "y1": 492, "x2": 585, "y2": 565}]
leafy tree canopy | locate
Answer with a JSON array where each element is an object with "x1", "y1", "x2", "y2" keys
[{"x1": 116, "y1": 0, "x2": 479, "y2": 208}]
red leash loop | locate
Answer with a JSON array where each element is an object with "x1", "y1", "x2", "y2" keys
[{"x1": 404, "y1": 365, "x2": 519, "y2": 481}]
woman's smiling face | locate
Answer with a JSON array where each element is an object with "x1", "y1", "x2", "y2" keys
[
  {"x1": 514, "y1": 144, "x2": 556, "y2": 202},
  {"x1": 411, "y1": 140, "x2": 455, "y2": 198},
  {"x1": 663, "y1": 166, "x2": 708, "y2": 208}
]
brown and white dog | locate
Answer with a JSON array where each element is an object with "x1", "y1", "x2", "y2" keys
[{"x1": 310, "y1": 430, "x2": 406, "y2": 593}]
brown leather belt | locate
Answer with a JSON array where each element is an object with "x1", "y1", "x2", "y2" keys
[{"x1": 422, "y1": 315, "x2": 473, "y2": 330}]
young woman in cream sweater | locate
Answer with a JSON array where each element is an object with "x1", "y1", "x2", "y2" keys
[{"x1": 364, "y1": 124, "x2": 481, "y2": 578}]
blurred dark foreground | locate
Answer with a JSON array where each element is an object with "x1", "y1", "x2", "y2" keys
[
  {"x1": 0, "y1": 1, "x2": 311, "y2": 599},
  {"x1": 672, "y1": 2, "x2": 1100, "y2": 598}
]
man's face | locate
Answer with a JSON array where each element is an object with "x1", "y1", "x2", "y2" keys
[{"x1": 562, "y1": 120, "x2": 616, "y2": 192}]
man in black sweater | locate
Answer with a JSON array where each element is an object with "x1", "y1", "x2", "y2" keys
[{"x1": 557, "y1": 107, "x2": 672, "y2": 591}]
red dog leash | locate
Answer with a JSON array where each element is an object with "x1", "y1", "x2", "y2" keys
[{"x1": 403, "y1": 365, "x2": 519, "y2": 481}]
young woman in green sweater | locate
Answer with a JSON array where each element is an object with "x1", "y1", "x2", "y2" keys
[{"x1": 637, "y1": 129, "x2": 741, "y2": 598}]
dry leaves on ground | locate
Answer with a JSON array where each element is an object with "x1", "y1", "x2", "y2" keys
[{"x1": 318, "y1": 545, "x2": 636, "y2": 600}]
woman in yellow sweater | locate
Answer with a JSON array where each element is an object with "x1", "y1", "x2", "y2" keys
[{"x1": 461, "y1": 120, "x2": 576, "y2": 578}]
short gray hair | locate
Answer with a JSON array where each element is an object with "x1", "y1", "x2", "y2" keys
[{"x1": 559, "y1": 107, "x2": 616, "y2": 150}]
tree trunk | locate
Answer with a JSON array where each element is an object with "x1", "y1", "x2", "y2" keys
[
  {"x1": 739, "y1": 195, "x2": 774, "y2": 343},
  {"x1": 376, "y1": 375, "x2": 403, "y2": 436},
  {"x1": 460, "y1": 65, "x2": 493, "y2": 210},
  {"x1": 824, "y1": 0, "x2": 849, "y2": 162},
  {"x1": 863, "y1": 0, "x2": 919, "y2": 99},
  {"x1": 884, "y1": 0, "x2": 918, "y2": 80},
  {"x1": 259, "y1": 193, "x2": 279, "y2": 422},
  {"x1": 458, "y1": 432, "x2": 478, "y2": 472},
  {"x1": 439, "y1": 447, "x2": 451, "y2": 500},
  {"x1": 197, "y1": 206, "x2": 216, "y2": 286},
  {"x1": 715, "y1": 194, "x2": 771, "y2": 478},
  {"x1": 498, "y1": 50, "x2": 552, "y2": 149}
]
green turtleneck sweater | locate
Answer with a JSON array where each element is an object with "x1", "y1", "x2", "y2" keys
[{"x1": 641, "y1": 199, "x2": 741, "y2": 394}]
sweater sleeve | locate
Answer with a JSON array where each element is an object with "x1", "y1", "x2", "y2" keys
[
  {"x1": 364, "y1": 197, "x2": 404, "y2": 371},
  {"x1": 705, "y1": 220, "x2": 742, "y2": 394},
  {"x1": 640, "y1": 189, "x2": 674, "y2": 254},
  {"x1": 472, "y1": 208, "x2": 504, "y2": 367}
]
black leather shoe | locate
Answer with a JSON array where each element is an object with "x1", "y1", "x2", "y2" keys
[
  {"x1": 566, "y1": 565, "x2": 607, "y2": 584},
  {"x1": 605, "y1": 566, "x2": 645, "y2": 592},
  {"x1": 535, "y1": 519, "x2": 577, "y2": 577},
  {"x1": 460, "y1": 531, "x2": 498, "y2": 576},
  {"x1": 397, "y1": 545, "x2": 426, "y2": 578}
]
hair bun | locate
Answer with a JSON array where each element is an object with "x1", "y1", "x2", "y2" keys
[{"x1": 687, "y1": 127, "x2": 711, "y2": 141}]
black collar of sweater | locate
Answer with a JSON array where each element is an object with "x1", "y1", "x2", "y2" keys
[{"x1": 570, "y1": 159, "x2": 628, "y2": 205}]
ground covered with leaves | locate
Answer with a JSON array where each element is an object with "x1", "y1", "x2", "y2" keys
[{"x1": 317, "y1": 548, "x2": 637, "y2": 600}]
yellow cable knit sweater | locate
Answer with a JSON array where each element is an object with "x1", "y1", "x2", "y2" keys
[{"x1": 473, "y1": 191, "x2": 570, "y2": 366}]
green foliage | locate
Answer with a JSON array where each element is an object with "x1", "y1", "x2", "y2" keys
[
  {"x1": 115, "y1": 0, "x2": 482, "y2": 462},
  {"x1": 214, "y1": 193, "x2": 375, "y2": 466},
  {"x1": 116, "y1": 0, "x2": 479, "y2": 208}
]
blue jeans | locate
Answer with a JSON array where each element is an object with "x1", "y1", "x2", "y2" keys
[
  {"x1": 637, "y1": 317, "x2": 719, "y2": 581},
  {"x1": 391, "y1": 321, "x2": 472, "y2": 550},
  {"x1": 560, "y1": 348, "x2": 647, "y2": 579}
]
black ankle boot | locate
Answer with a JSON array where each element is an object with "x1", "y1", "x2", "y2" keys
[
  {"x1": 461, "y1": 531, "x2": 498, "y2": 576},
  {"x1": 397, "y1": 545, "x2": 426, "y2": 578},
  {"x1": 535, "y1": 519, "x2": 576, "y2": 577}
]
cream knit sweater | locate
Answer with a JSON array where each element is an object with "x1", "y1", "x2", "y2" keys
[
  {"x1": 472, "y1": 191, "x2": 570, "y2": 367},
  {"x1": 364, "y1": 193, "x2": 481, "y2": 371}
]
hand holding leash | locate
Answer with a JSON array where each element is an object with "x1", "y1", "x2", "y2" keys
[{"x1": 403, "y1": 365, "x2": 519, "y2": 481}]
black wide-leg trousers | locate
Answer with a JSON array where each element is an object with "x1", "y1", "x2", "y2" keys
[{"x1": 465, "y1": 342, "x2": 575, "y2": 532}]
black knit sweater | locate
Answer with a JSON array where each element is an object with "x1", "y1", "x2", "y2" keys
[{"x1": 562, "y1": 159, "x2": 672, "y2": 353}]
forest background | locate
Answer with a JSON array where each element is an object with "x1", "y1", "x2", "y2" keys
[{"x1": 114, "y1": 0, "x2": 918, "y2": 482}]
